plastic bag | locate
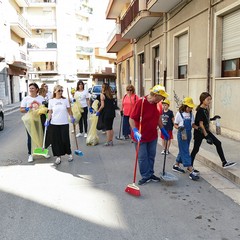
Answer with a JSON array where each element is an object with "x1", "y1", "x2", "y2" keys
[{"x1": 71, "y1": 101, "x2": 83, "y2": 124}]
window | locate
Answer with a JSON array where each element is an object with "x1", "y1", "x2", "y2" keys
[
  {"x1": 222, "y1": 10, "x2": 240, "y2": 77},
  {"x1": 153, "y1": 45, "x2": 160, "y2": 85},
  {"x1": 178, "y1": 34, "x2": 188, "y2": 79}
]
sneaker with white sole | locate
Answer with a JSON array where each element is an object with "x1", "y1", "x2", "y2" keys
[
  {"x1": 76, "y1": 133, "x2": 83, "y2": 137},
  {"x1": 189, "y1": 172, "x2": 200, "y2": 181},
  {"x1": 68, "y1": 154, "x2": 73, "y2": 162},
  {"x1": 150, "y1": 175, "x2": 161, "y2": 182},
  {"x1": 222, "y1": 161, "x2": 237, "y2": 168},
  {"x1": 172, "y1": 164, "x2": 185, "y2": 173},
  {"x1": 187, "y1": 167, "x2": 200, "y2": 176},
  {"x1": 28, "y1": 155, "x2": 33, "y2": 163},
  {"x1": 84, "y1": 133, "x2": 87, "y2": 138},
  {"x1": 55, "y1": 157, "x2": 61, "y2": 165},
  {"x1": 161, "y1": 150, "x2": 165, "y2": 155}
]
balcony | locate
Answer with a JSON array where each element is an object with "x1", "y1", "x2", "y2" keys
[
  {"x1": 147, "y1": 0, "x2": 182, "y2": 12},
  {"x1": 95, "y1": 48, "x2": 116, "y2": 59},
  {"x1": 10, "y1": 13, "x2": 32, "y2": 38},
  {"x1": 121, "y1": 0, "x2": 162, "y2": 39},
  {"x1": 106, "y1": 0, "x2": 131, "y2": 19},
  {"x1": 15, "y1": 0, "x2": 30, "y2": 7},
  {"x1": 29, "y1": 0, "x2": 56, "y2": 7},
  {"x1": 76, "y1": 46, "x2": 94, "y2": 56},
  {"x1": 28, "y1": 61, "x2": 58, "y2": 74},
  {"x1": 77, "y1": 59, "x2": 93, "y2": 73},
  {"x1": 76, "y1": 26, "x2": 90, "y2": 38},
  {"x1": 106, "y1": 25, "x2": 130, "y2": 53}
]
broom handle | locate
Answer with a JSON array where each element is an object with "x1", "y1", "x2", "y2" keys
[
  {"x1": 67, "y1": 88, "x2": 79, "y2": 150},
  {"x1": 162, "y1": 140, "x2": 168, "y2": 176},
  {"x1": 42, "y1": 125, "x2": 47, "y2": 149},
  {"x1": 133, "y1": 97, "x2": 144, "y2": 183}
]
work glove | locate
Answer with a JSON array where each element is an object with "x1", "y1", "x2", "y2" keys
[
  {"x1": 72, "y1": 98, "x2": 76, "y2": 103},
  {"x1": 210, "y1": 115, "x2": 221, "y2": 121},
  {"x1": 44, "y1": 120, "x2": 50, "y2": 127},
  {"x1": 89, "y1": 107, "x2": 94, "y2": 114},
  {"x1": 70, "y1": 116, "x2": 75, "y2": 124},
  {"x1": 120, "y1": 110, "x2": 123, "y2": 116},
  {"x1": 132, "y1": 127, "x2": 141, "y2": 142},
  {"x1": 96, "y1": 111, "x2": 100, "y2": 117},
  {"x1": 160, "y1": 127, "x2": 169, "y2": 140},
  {"x1": 178, "y1": 126, "x2": 185, "y2": 132},
  {"x1": 205, "y1": 134, "x2": 213, "y2": 145},
  {"x1": 25, "y1": 107, "x2": 30, "y2": 112}
]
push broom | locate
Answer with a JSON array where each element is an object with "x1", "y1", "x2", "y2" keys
[
  {"x1": 125, "y1": 98, "x2": 144, "y2": 197},
  {"x1": 67, "y1": 88, "x2": 84, "y2": 157}
]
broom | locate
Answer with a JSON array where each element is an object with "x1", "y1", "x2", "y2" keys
[
  {"x1": 67, "y1": 88, "x2": 83, "y2": 157},
  {"x1": 33, "y1": 125, "x2": 49, "y2": 157},
  {"x1": 125, "y1": 98, "x2": 144, "y2": 197}
]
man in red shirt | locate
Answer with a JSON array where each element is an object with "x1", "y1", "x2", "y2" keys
[{"x1": 129, "y1": 85, "x2": 169, "y2": 185}]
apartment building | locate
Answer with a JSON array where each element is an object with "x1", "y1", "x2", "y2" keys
[{"x1": 106, "y1": 0, "x2": 240, "y2": 140}]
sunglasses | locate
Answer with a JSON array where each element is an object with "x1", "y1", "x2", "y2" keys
[
  {"x1": 127, "y1": 89, "x2": 133, "y2": 91},
  {"x1": 57, "y1": 89, "x2": 63, "y2": 93}
]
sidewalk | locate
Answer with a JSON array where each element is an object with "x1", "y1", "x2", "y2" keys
[
  {"x1": 4, "y1": 102, "x2": 20, "y2": 114},
  {"x1": 171, "y1": 130, "x2": 240, "y2": 186}
]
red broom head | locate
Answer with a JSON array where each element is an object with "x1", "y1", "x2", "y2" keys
[{"x1": 125, "y1": 183, "x2": 141, "y2": 197}]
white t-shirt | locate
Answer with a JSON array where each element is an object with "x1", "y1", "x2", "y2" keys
[
  {"x1": 45, "y1": 91, "x2": 53, "y2": 101},
  {"x1": 174, "y1": 111, "x2": 194, "y2": 127},
  {"x1": 21, "y1": 95, "x2": 45, "y2": 109},
  {"x1": 48, "y1": 98, "x2": 70, "y2": 125},
  {"x1": 74, "y1": 90, "x2": 89, "y2": 108}
]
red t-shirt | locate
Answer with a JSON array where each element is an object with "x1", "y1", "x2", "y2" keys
[
  {"x1": 130, "y1": 96, "x2": 161, "y2": 142},
  {"x1": 122, "y1": 94, "x2": 139, "y2": 116}
]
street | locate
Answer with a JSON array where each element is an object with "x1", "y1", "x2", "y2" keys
[{"x1": 0, "y1": 110, "x2": 240, "y2": 240}]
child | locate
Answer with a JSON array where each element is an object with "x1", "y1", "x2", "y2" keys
[
  {"x1": 161, "y1": 99, "x2": 174, "y2": 155},
  {"x1": 172, "y1": 97, "x2": 199, "y2": 181},
  {"x1": 191, "y1": 92, "x2": 236, "y2": 170}
]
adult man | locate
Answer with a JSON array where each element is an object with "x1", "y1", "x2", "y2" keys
[{"x1": 129, "y1": 85, "x2": 169, "y2": 185}]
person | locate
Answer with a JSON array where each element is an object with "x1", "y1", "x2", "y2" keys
[
  {"x1": 129, "y1": 84, "x2": 170, "y2": 185},
  {"x1": 45, "y1": 85, "x2": 75, "y2": 165},
  {"x1": 120, "y1": 84, "x2": 139, "y2": 140},
  {"x1": 191, "y1": 92, "x2": 236, "y2": 170},
  {"x1": 74, "y1": 80, "x2": 91, "y2": 138},
  {"x1": 161, "y1": 99, "x2": 174, "y2": 155},
  {"x1": 20, "y1": 83, "x2": 45, "y2": 163},
  {"x1": 172, "y1": 97, "x2": 199, "y2": 181},
  {"x1": 96, "y1": 83, "x2": 116, "y2": 146},
  {"x1": 41, "y1": 83, "x2": 52, "y2": 102}
]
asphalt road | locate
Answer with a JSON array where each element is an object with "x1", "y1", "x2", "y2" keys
[{"x1": 0, "y1": 110, "x2": 240, "y2": 240}]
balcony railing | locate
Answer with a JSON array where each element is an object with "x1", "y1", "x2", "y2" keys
[
  {"x1": 30, "y1": 0, "x2": 56, "y2": 3},
  {"x1": 121, "y1": 0, "x2": 139, "y2": 34},
  {"x1": 76, "y1": 46, "x2": 93, "y2": 55}
]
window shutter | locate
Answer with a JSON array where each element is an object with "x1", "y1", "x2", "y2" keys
[
  {"x1": 178, "y1": 34, "x2": 188, "y2": 66},
  {"x1": 222, "y1": 10, "x2": 240, "y2": 60}
]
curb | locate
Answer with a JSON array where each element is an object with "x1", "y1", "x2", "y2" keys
[{"x1": 4, "y1": 105, "x2": 20, "y2": 114}]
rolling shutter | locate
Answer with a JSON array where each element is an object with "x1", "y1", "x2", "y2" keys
[{"x1": 178, "y1": 34, "x2": 188, "y2": 66}]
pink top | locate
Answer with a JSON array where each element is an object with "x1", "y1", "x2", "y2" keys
[{"x1": 122, "y1": 94, "x2": 139, "y2": 116}]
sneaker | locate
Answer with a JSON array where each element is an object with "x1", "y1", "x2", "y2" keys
[
  {"x1": 76, "y1": 133, "x2": 83, "y2": 137},
  {"x1": 150, "y1": 175, "x2": 161, "y2": 182},
  {"x1": 161, "y1": 150, "x2": 165, "y2": 155},
  {"x1": 103, "y1": 141, "x2": 113, "y2": 146},
  {"x1": 138, "y1": 177, "x2": 151, "y2": 185},
  {"x1": 189, "y1": 172, "x2": 200, "y2": 181},
  {"x1": 68, "y1": 154, "x2": 73, "y2": 162},
  {"x1": 172, "y1": 164, "x2": 185, "y2": 173},
  {"x1": 187, "y1": 167, "x2": 200, "y2": 175},
  {"x1": 44, "y1": 154, "x2": 51, "y2": 159},
  {"x1": 166, "y1": 150, "x2": 170, "y2": 155},
  {"x1": 28, "y1": 155, "x2": 33, "y2": 163},
  {"x1": 84, "y1": 133, "x2": 87, "y2": 138},
  {"x1": 55, "y1": 157, "x2": 61, "y2": 165},
  {"x1": 222, "y1": 162, "x2": 237, "y2": 168},
  {"x1": 71, "y1": 130, "x2": 74, "y2": 133}
]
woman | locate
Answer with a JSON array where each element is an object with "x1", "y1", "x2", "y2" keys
[
  {"x1": 20, "y1": 83, "x2": 45, "y2": 163},
  {"x1": 74, "y1": 80, "x2": 90, "y2": 138},
  {"x1": 96, "y1": 83, "x2": 116, "y2": 146},
  {"x1": 191, "y1": 92, "x2": 236, "y2": 170},
  {"x1": 45, "y1": 85, "x2": 75, "y2": 165},
  {"x1": 120, "y1": 84, "x2": 139, "y2": 139}
]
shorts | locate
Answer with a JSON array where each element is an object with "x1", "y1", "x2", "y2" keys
[
  {"x1": 104, "y1": 117, "x2": 114, "y2": 131},
  {"x1": 160, "y1": 130, "x2": 173, "y2": 140}
]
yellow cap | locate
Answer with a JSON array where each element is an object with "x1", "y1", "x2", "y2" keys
[
  {"x1": 183, "y1": 97, "x2": 195, "y2": 108},
  {"x1": 150, "y1": 84, "x2": 169, "y2": 98},
  {"x1": 71, "y1": 88, "x2": 76, "y2": 94},
  {"x1": 162, "y1": 99, "x2": 170, "y2": 106}
]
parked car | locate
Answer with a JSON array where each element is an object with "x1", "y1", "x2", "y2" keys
[
  {"x1": 90, "y1": 85, "x2": 118, "y2": 108},
  {"x1": 0, "y1": 100, "x2": 4, "y2": 131}
]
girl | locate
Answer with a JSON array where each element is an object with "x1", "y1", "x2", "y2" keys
[
  {"x1": 96, "y1": 83, "x2": 116, "y2": 146},
  {"x1": 191, "y1": 92, "x2": 236, "y2": 169},
  {"x1": 46, "y1": 85, "x2": 75, "y2": 165},
  {"x1": 172, "y1": 97, "x2": 199, "y2": 181},
  {"x1": 74, "y1": 80, "x2": 90, "y2": 138},
  {"x1": 120, "y1": 84, "x2": 139, "y2": 139}
]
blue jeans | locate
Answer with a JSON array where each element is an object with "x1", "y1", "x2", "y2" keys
[{"x1": 136, "y1": 138, "x2": 158, "y2": 179}]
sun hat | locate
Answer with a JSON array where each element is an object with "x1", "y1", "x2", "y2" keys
[
  {"x1": 150, "y1": 84, "x2": 169, "y2": 98},
  {"x1": 183, "y1": 97, "x2": 195, "y2": 108},
  {"x1": 162, "y1": 99, "x2": 170, "y2": 106}
]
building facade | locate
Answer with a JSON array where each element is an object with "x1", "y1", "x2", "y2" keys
[{"x1": 106, "y1": 0, "x2": 240, "y2": 140}]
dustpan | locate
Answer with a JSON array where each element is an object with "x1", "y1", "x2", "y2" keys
[{"x1": 33, "y1": 126, "x2": 49, "y2": 157}]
